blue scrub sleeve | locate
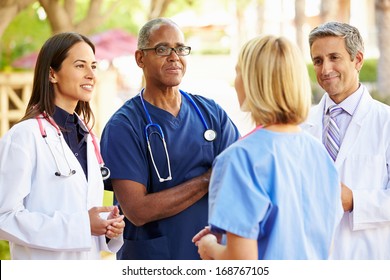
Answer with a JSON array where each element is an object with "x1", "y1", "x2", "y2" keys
[{"x1": 208, "y1": 148, "x2": 272, "y2": 240}]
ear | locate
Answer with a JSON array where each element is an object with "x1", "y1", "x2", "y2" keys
[
  {"x1": 354, "y1": 51, "x2": 364, "y2": 72},
  {"x1": 49, "y1": 67, "x2": 57, "y2": 83},
  {"x1": 135, "y1": 50, "x2": 145, "y2": 68}
]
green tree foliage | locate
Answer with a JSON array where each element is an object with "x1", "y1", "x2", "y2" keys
[
  {"x1": 0, "y1": 0, "x2": 199, "y2": 71},
  {"x1": 307, "y1": 59, "x2": 382, "y2": 104},
  {"x1": 0, "y1": 3, "x2": 51, "y2": 71},
  {"x1": 93, "y1": 0, "x2": 143, "y2": 35},
  {"x1": 0, "y1": 240, "x2": 10, "y2": 260}
]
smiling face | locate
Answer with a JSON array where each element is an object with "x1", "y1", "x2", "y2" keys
[
  {"x1": 50, "y1": 41, "x2": 97, "y2": 113},
  {"x1": 135, "y1": 23, "x2": 187, "y2": 91},
  {"x1": 310, "y1": 36, "x2": 363, "y2": 104}
]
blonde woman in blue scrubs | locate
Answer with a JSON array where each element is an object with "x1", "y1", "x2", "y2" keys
[{"x1": 193, "y1": 35, "x2": 343, "y2": 260}]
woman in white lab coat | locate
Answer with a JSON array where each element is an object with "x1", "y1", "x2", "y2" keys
[{"x1": 0, "y1": 32, "x2": 124, "y2": 259}]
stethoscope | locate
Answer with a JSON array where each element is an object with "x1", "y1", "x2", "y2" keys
[
  {"x1": 140, "y1": 89, "x2": 216, "y2": 182},
  {"x1": 36, "y1": 112, "x2": 110, "y2": 180}
]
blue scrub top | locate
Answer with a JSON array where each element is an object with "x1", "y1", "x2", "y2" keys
[
  {"x1": 208, "y1": 128, "x2": 343, "y2": 259},
  {"x1": 100, "y1": 90, "x2": 240, "y2": 259}
]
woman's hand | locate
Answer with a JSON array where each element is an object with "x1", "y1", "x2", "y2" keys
[
  {"x1": 88, "y1": 206, "x2": 124, "y2": 237},
  {"x1": 192, "y1": 226, "x2": 222, "y2": 246},
  {"x1": 105, "y1": 205, "x2": 125, "y2": 239}
]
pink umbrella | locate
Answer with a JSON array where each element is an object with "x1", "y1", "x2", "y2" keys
[
  {"x1": 11, "y1": 52, "x2": 39, "y2": 69},
  {"x1": 12, "y1": 29, "x2": 138, "y2": 69},
  {"x1": 91, "y1": 29, "x2": 137, "y2": 61}
]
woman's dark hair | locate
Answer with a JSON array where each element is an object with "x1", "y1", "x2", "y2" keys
[{"x1": 20, "y1": 32, "x2": 96, "y2": 127}]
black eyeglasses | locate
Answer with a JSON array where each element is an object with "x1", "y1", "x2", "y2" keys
[{"x1": 140, "y1": 45, "x2": 191, "y2": 56}]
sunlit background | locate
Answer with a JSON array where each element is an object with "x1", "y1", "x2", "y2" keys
[
  {"x1": 0, "y1": 0, "x2": 388, "y2": 260},
  {"x1": 0, "y1": 0, "x2": 384, "y2": 135}
]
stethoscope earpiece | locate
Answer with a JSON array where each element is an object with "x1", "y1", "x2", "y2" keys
[{"x1": 54, "y1": 170, "x2": 76, "y2": 177}]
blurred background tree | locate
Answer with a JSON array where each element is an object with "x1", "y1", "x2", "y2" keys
[
  {"x1": 0, "y1": 0, "x2": 200, "y2": 70},
  {"x1": 375, "y1": 0, "x2": 390, "y2": 102}
]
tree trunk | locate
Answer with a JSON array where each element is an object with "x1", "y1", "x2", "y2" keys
[
  {"x1": 375, "y1": 0, "x2": 390, "y2": 100},
  {"x1": 339, "y1": 0, "x2": 351, "y2": 22},
  {"x1": 38, "y1": 0, "x2": 122, "y2": 35},
  {"x1": 39, "y1": 0, "x2": 73, "y2": 34},
  {"x1": 149, "y1": 0, "x2": 173, "y2": 19},
  {"x1": 321, "y1": 0, "x2": 339, "y2": 22},
  {"x1": 0, "y1": 0, "x2": 35, "y2": 38},
  {"x1": 255, "y1": 0, "x2": 265, "y2": 36},
  {"x1": 295, "y1": 0, "x2": 306, "y2": 53}
]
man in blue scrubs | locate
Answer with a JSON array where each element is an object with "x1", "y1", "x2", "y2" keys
[{"x1": 100, "y1": 18, "x2": 240, "y2": 260}]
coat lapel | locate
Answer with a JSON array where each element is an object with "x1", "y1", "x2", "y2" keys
[{"x1": 335, "y1": 89, "x2": 372, "y2": 168}]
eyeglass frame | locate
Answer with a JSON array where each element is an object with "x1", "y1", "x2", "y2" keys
[{"x1": 140, "y1": 45, "x2": 191, "y2": 56}]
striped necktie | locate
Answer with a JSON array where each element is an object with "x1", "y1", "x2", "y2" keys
[{"x1": 324, "y1": 105, "x2": 343, "y2": 161}]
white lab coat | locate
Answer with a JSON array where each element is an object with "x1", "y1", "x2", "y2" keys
[
  {"x1": 302, "y1": 86, "x2": 390, "y2": 259},
  {"x1": 0, "y1": 117, "x2": 123, "y2": 259}
]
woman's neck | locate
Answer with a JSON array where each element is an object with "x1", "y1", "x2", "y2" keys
[{"x1": 261, "y1": 123, "x2": 301, "y2": 133}]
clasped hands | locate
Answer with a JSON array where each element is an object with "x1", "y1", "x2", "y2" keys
[
  {"x1": 192, "y1": 226, "x2": 222, "y2": 260},
  {"x1": 89, "y1": 205, "x2": 125, "y2": 239}
]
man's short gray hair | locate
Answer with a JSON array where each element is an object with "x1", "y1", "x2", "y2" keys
[
  {"x1": 308, "y1": 21, "x2": 364, "y2": 60},
  {"x1": 137, "y1": 18, "x2": 180, "y2": 49}
]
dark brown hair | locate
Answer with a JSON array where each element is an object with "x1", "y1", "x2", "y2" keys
[{"x1": 20, "y1": 32, "x2": 96, "y2": 128}]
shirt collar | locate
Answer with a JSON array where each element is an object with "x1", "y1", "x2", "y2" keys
[
  {"x1": 324, "y1": 83, "x2": 364, "y2": 116},
  {"x1": 52, "y1": 106, "x2": 89, "y2": 134},
  {"x1": 52, "y1": 106, "x2": 74, "y2": 128}
]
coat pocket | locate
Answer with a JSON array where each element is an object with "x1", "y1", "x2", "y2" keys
[{"x1": 343, "y1": 154, "x2": 387, "y2": 190}]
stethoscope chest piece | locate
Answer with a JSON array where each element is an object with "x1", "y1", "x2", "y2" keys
[
  {"x1": 204, "y1": 129, "x2": 217, "y2": 142},
  {"x1": 101, "y1": 166, "x2": 111, "y2": 180}
]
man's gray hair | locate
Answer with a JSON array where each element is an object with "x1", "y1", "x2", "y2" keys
[
  {"x1": 308, "y1": 21, "x2": 364, "y2": 60},
  {"x1": 137, "y1": 18, "x2": 180, "y2": 49}
]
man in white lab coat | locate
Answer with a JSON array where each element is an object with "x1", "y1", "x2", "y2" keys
[{"x1": 302, "y1": 21, "x2": 390, "y2": 259}]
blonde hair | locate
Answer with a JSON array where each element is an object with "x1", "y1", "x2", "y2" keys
[{"x1": 237, "y1": 35, "x2": 312, "y2": 126}]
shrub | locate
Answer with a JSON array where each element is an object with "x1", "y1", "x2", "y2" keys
[
  {"x1": 306, "y1": 59, "x2": 389, "y2": 105},
  {"x1": 0, "y1": 240, "x2": 10, "y2": 260}
]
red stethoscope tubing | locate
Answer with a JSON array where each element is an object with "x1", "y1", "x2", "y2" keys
[{"x1": 36, "y1": 113, "x2": 109, "y2": 179}]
